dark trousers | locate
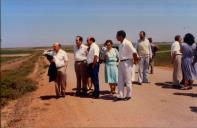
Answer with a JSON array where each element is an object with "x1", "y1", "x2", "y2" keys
[
  {"x1": 75, "y1": 61, "x2": 88, "y2": 92},
  {"x1": 88, "y1": 63, "x2": 100, "y2": 96}
]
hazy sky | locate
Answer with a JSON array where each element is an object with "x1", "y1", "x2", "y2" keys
[{"x1": 2, "y1": 0, "x2": 197, "y2": 48}]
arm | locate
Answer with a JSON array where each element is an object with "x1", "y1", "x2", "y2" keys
[
  {"x1": 92, "y1": 45, "x2": 100, "y2": 68},
  {"x1": 155, "y1": 45, "x2": 159, "y2": 51},
  {"x1": 64, "y1": 61, "x2": 68, "y2": 69},
  {"x1": 64, "y1": 52, "x2": 69, "y2": 69},
  {"x1": 171, "y1": 52, "x2": 176, "y2": 64},
  {"x1": 133, "y1": 53, "x2": 139, "y2": 64},
  {"x1": 192, "y1": 45, "x2": 197, "y2": 65},
  {"x1": 115, "y1": 49, "x2": 119, "y2": 62},
  {"x1": 128, "y1": 42, "x2": 139, "y2": 64},
  {"x1": 171, "y1": 43, "x2": 177, "y2": 64},
  {"x1": 148, "y1": 42, "x2": 153, "y2": 59},
  {"x1": 92, "y1": 55, "x2": 98, "y2": 68}
]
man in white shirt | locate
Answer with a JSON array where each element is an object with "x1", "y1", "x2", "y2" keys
[
  {"x1": 136, "y1": 31, "x2": 152, "y2": 85},
  {"x1": 53, "y1": 42, "x2": 68, "y2": 98},
  {"x1": 87, "y1": 36, "x2": 100, "y2": 98},
  {"x1": 171, "y1": 35, "x2": 182, "y2": 87},
  {"x1": 73, "y1": 36, "x2": 88, "y2": 96},
  {"x1": 116, "y1": 30, "x2": 139, "y2": 101}
]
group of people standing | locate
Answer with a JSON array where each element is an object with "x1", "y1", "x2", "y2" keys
[
  {"x1": 171, "y1": 33, "x2": 197, "y2": 90},
  {"x1": 46, "y1": 31, "x2": 196, "y2": 100},
  {"x1": 72, "y1": 30, "x2": 155, "y2": 100}
]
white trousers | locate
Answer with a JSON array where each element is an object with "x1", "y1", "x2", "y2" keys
[{"x1": 117, "y1": 60, "x2": 133, "y2": 98}]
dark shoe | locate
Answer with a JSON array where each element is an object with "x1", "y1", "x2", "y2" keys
[
  {"x1": 56, "y1": 95, "x2": 61, "y2": 99},
  {"x1": 92, "y1": 91, "x2": 99, "y2": 98},
  {"x1": 124, "y1": 97, "x2": 132, "y2": 101},
  {"x1": 75, "y1": 91, "x2": 81, "y2": 96},
  {"x1": 138, "y1": 82, "x2": 142, "y2": 85},
  {"x1": 61, "y1": 91, "x2": 65, "y2": 97},
  {"x1": 180, "y1": 81, "x2": 185, "y2": 85},
  {"x1": 172, "y1": 84, "x2": 182, "y2": 89},
  {"x1": 92, "y1": 94, "x2": 100, "y2": 99},
  {"x1": 81, "y1": 91, "x2": 89, "y2": 97},
  {"x1": 114, "y1": 97, "x2": 124, "y2": 101},
  {"x1": 143, "y1": 81, "x2": 150, "y2": 84}
]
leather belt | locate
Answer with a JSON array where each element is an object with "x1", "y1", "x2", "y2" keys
[
  {"x1": 120, "y1": 59, "x2": 129, "y2": 62},
  {"x1": 75, "y1": 60, "x2": 87, "y2": 63}
]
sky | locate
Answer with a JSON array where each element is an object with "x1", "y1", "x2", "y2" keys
[{"x1": 1, "y1": 0, "x2": 197, "y2": 48}]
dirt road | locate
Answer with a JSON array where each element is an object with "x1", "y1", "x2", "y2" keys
[{"x1": 1, "y1": 53, "x2": 197, "y2": 128}]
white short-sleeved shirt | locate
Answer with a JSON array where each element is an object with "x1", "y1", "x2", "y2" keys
[
  {"x1": 87, "y1": 42, "x2": 100, "y2": 64},
  {"x1": 53, "y1": 49, "x2": 68, "y2": 68},
  {"x1": 119, "y1": 38, "x2": 137, "y2": 60},
  {"x1": 74, "y1": 44, "x2": 88, "y2": 61},
  {"x1": 171, "y1": 41, "x2": 182, "y2": 56}
]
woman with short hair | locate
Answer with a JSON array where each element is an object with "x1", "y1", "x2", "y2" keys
[
  {"x1": 181, "y1": 33, "x2": 196, "y2": 89},
  {"x1": 104, "y1": 40, "x2": 119, "y2": 94}
]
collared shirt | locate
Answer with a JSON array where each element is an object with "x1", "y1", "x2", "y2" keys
[
  {"x1": 53, "y1": 49, "x2": 68, "y2": 68},
  {"x1": 136, "y1": 38, "x2": 152, "y2": 58},
  {"x1": 171, "y1": 41, "x2": 182, "y2": 56},
  {"x1": 74, "y1": 44, "x2": 88, "y2": 61},
  {"x1": 87, "y1": 42, "x2": 100, "y2": 64},
  {"x1": 119, "y1": 38, "x2": 137, "y2": 60}
]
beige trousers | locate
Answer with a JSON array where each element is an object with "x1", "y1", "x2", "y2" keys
[
  {"x1": 55, "y1": 67, "x2": 67, "y2": 96},
  {"x1": 173, "y1": 55, "x2": 182, "y2": 85}
]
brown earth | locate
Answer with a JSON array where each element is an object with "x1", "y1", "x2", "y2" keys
[{"x1": 1, "y1": 53, "x2": 197, "y2": 128}]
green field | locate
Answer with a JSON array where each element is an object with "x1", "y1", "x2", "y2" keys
[{"x1": 155, "y1": 44, "x2": 171, "y2": 67}]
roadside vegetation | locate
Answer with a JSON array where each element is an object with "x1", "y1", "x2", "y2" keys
[
  {"x1": 0, "y1": 56, "x2": 22, "y2": 63},
  {"x1": 0, "y1": 50, "x2": 41, "y2": 106},
  {"x1": 0, "y1": 49, "x2": 35, "y2": 54},
  {"x1": 155, "y1": 44, "x2": 172, "y2": 67}
]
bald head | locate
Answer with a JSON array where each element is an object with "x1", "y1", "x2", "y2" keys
[
  {"x1": 87, "y1": 36, "x2": 95, "y2": 46},
  {"x1": 53, "y1": 42, "x2": 61, "y2": 52}
]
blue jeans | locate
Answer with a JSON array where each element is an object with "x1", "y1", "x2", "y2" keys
[
  {"x1": 88, "y1": 63, "x2": 100, "y2": 95},
  {"x1": 138, "y1": 56, "x2": 150, "y2": 83}
]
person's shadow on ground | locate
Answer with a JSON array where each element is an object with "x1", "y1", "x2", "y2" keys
[
  {"x1": 174, "y1": 92, "x2": 197, "y2": 98},
  {"x1": 155, "y1": 81, "x2": 197, "y2": 90},
  {"x1": 155, "y1": 81, "x2": 182, "y2": 89},
  {"x1": 40, "y1": 95, "x2": 57, "y2": 100},
  {"x1": 40, "y1": 92, "x2": 76, "y2": 100},
  {"x1": 190, "y1": 106, "x2": 197, "y2": 113},
  {"x1": 99, "y1": 90, "x2": 114, "y2": 101}
]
